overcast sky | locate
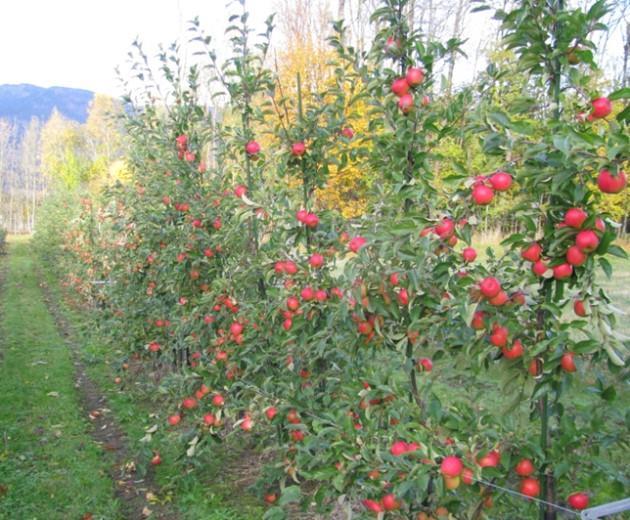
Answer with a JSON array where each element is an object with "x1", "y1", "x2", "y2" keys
[
  {"x1": 0, "y1": 0, "x2": 273, "y2": 95},
  {"x1": 0, "y1": 0, "x2": 625, "y2": 97}
]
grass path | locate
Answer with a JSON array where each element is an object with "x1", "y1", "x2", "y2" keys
[{"x1": 0, "y1": 239, "x2": 120, "y2": 519}]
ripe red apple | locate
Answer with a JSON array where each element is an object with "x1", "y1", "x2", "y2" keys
[
  {"x1": 167, "y1": 414, "x2": 181, "y2": 426},
  {"x1": 561, "y1": 352, "x2": 577, "y2": 373},
  {"x1": 282, "y1": 318, "x2": 292, "y2": 330},
  {"x1": 151, "y1": 453, "x2": 162, "y2": 466},
  {"x1": 397, "y1": 288, "x2": 410, "y2": 305},
  {"x1": 477, "y1": 450, "x2": 501, "y2": 468},
  {"x1": 291, "y1": 142, "x2": 306, "y2": 156},
  {"x1": 284, "y1": 260, "x2": 298, "y2": 274},
  {"x1": 348, "y1": 236, "x2": 367, "y2": 253},
  {"x1": 389, "y1": 272, "x2": 400, "y2": 286},
  {"x1": 564, "y1": 208, "x2": 587, "y2": 229},
  {"x1": 212, "y1": 394, "x2": 225, "y2": 407},
  {"x1": 489, "y1": 290, "x2": 509, "y2": 307},
  {"x1": 471, "y1": 311, "x2": 486, "y2": 330},
  {"x1": 390, "y1": 440, "x2": 409, "y2": 457},
  {"x1": 182, "y1": 397, "x2": 197, "y2": 409},
  {"x1": 566, "y1": 245, "x2": 587, "y2": 266},
  {"x1": 421, "y1": 95, "x2": 430, "y2": 106},
  {"x1": 234, "y1": 185, "x2": 247, "y2": 198},
  {"x1": 472, "y1": 184, "x2": 494, "y2": 205},
  {"x1": 304, "y1": 212, "x2": 319, "y2": 228},
  {"x1": 240, "y1": 416, "x2": 253, "y2": 431},
  {"x1": 573, "y1": 299, "x2": 587, "y2": 317},
  {"x1": 489, "y1": 171, "x2": 512, "y2": 191},
  {"x1": 553, "y1": 263, "x2": 573, "y2": 280},
  {"x1": 290, "y1": 430, "x2": 304, "y2": 442},
  {"x1": 520, "y1": 477, "x2": 541, "y2": 497},
  {"x1": 462, "y1": 247, "x2": 477, "y2": 262},
  {"x1": 149, "y1": 341, "x2": 161, "y2": 353},
  {"x1": 286, "y1": 296, "x2": 300, "y2": 311},
  {"x1": 502, "y1": 339, "x2": 524, "y2": 359},
  {"x1": 590, "y1": 97, "x2": 612, "y2": 119},
  {"x1": 575, "y1": 229, "x2": 599, "y2": 252},
  {"x1": 417, "y1": 358, "x2": 433, "y2": 372},
  {"x1": 461, "y1": 467, "x2": 474, "y2": 485},
  {"x1": 490, "y1": 324, "x2": 508, "y2": 347},
  {"x1": 440, "y1": 456, "x2": 463, "y2": 477},
  {"x1": 362, "y1": 499, "x2": 383, "y2": 513},
  {"x1": 308, "y1": 253, "x2": 324, "y2": 268},
  {"x1": 265, "y1": 407, "x2": 277, "y2": 420},
  {"x1": 479, "y1": 277, "x2": 501, "y2": 299},
  {"x1": 529, "y1": 358, "x2": 542, "y2": 377},
  {"x1": 296, "y1": 209, "x2": 308, "y2": 223},
  {"x1": 567, "y1": 492, "x2": 589, "y2": 510},
  {"x1": 435, "y1": 218, "x2": 455, "y2": 238},
  {"x1": 245, "y1": 140, "x2": 260, "y2": 155},
  {"x1": 341, "y1": 127, "x2": 354, "y2": 139},
  {"x1": 264, "y1": 493, "x2": 277, "y2": 505},
  {"x1": 532, "y1": 259, "x2": 548, "y2": 276},
  {"x1": 597, "y1": 169, "x2": 626, "y2": 194},
  {"x1": 398, "y1": 93, "x2": 414, "y2": 113},
  {"x1": 381, "y1": 494, "x2": 399, "y2": 511},
  {"x1": 521, "y1": 242, "x2": 542, "y2": 262},
  {"x1": 406, "y1": 67, "x2": 424, "y2": 86},
  {"x1": 300, "y1": 286, "x2": 315, "y2": 301},
  {"x1": 515, "y1": 458, "x2": 535, "y2": 477},
  {"x1": 391, "y1": 77, "x2": 410, "y2": 97}
]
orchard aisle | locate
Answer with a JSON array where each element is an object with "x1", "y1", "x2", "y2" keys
[{"x1": 0, "y1": 238, "x2": 121, "y2": 519}]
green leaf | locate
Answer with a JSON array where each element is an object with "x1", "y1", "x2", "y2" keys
[
  {"x1": 279, "y1": 485, "x2": 302, "y2": 506},
  {"x1": 607, "y1": 87, "x2": 630, "y2": 101},
  {"x1": 598, "y1": 257, "x2": 612, "y2": 279}
]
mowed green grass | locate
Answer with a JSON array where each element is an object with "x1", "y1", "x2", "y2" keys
[
  {"x1": 0, "y1": 238, "x2": 120, "y2": 520},
  {"x1": 39, "y1": 246, "x2": 265, "y2": 519}
]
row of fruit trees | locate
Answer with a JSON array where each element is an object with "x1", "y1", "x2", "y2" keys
[{"x1": 53, "y1": 0, "x2": 628, "y2": 518}]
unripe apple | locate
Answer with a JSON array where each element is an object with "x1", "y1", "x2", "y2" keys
[
  {"x1": 472, "y1": 184, "x2": 494, "y2": 205},
  {"x1": 590, "y1": 97, "x2": 612, "y2": 119},
  {"x1": 443, "y1": 475, "x2": 461, "y2": 490}
]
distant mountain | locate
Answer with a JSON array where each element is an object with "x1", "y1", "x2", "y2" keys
[{"x1": 0, "y1": 83, "x2": 94, "y2": 124}]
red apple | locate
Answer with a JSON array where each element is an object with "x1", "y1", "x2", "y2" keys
[
  {"x1": 418, "y1": 358, "x2": 433, "y2": 372},
  {"x1": 362, "y1": 499, "x2": 383, "y2": 513},
  {"x1": 381, "y1": 494, "x2": 399, "y2": 511},
  {"x1": 304, "y1": 213, "x2": 319, "y2": 228},
  {"x1": 151, "y1": 453, "x2": 162, "y2": 466},
  {"x1": 435, "y1": 218, "x2": 455, "y2": 238},
  {"x1": 575, "y1": 229, "x2": 599, "y2": 252},
  {"x1": 341, "y1": 127, "x2": 354, "y2": 139},
  {"x1": 515, "y1": 458, "x2": 535, "y2": 477},
  {"x1": 349, "y1": 236, "x2": 367, "y2": 253},
  {"x1": 182, "y1": 397, "x2": 197, "y2": 409},
  {"x1": 391, "y1": 77, "x2": 410, "y2": 97},
  {"x1": 234, "y1": 184, "x2": 247, "y2": 198},
  {"x1": 477, "y1": 450, "x2": 501, "y2": 468},
  {"x1": 597, "y1": 169, "x2": 626, "y2": 194},
  {"x1": 490, "y1": 324, "x2": 509, "y2": 347},
  {"x1": 245, "y1": 140, "x2": 260, "y2": 155},
  {"x1": 398, "y1": 93, "x2": 414, "y2": 113},
  {"x1": 406, "y1": 67, "x2": 425, "y2": 86},
  {"x1": 564, "y1": 208, "x2": 587, "y2": 229},
  {"x1": 265, "y1": 407, "x2": 277, "y2": 420},
  {"x1": 440, "y1": 456, "x2": 463, "y2": 477},
  {"x1": 567, "y1": 492, "x2": 589, "y2": 510},
  {"x1": 532, "y1": 259, "x2": 548, "y2": 276},
  {"x1": 479, "y1": 277, "x2": 501, "y2": 298},
  {"x1": 521, "y1": 242, "x2": 542, "y2": 262},
  {"x1": 489, "y1": 171, "x2": 512, "y2": 191},
  {"x1": 471, "y1": 311, "x2": 486, "y2": 330},
  {"x1": 566, "y1": 245, "x2": 587, "y2": 266},
  {"x1": 168, "y1": 414, "x2": 181, "y2": 426},
  {"x1": 590, "y1": 97, "x2": 612, "y2": 119},
  {"x1": 561, "y1": 352, "x2": 576, "y2": 373},
  {"x1": 489, "y1": 290, "x2": 509, "y2": 306},
  {"x1": 520, "y1": 477, "x2": 540, "y2": 497},
  {"x1": 291, "y1": 142, "x2": 306, "y2": 156},
  {"x1": 462, "y1": 247, "x2": 477, "y2": 262},
  {"x1": 573, "y1": 299, "x2": 587, "y2": 317},
  {"x1": 472, "y1": 184, "x2": 494, "y2": 205},
  {"x1": 212, "y1": 394, "x2": 225, "y2": 407},
  {"x1": 308, "y1": 253, "x2": 324, "y2": 268},
  {"x1": 502, "y1": 339, "x2": 524, "y2": 359},
  {"x1": 553, "y1": 263, "x2": 573, "y2": 280}
]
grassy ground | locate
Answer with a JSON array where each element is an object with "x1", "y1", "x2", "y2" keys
[
  {"x1": 38, "y1": 242, "x2": 265, "y2": 519},
  {"x1": 0, "y1": 238, "x2": 120, "y2": 519}
]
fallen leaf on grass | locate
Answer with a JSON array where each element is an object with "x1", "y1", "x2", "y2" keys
[
  {"x1": 46, "y1": 391, "x2": 60, "y2": 397},
  {"x1": 142, "y1": 506, "x2": 152, "y2": 517}
]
